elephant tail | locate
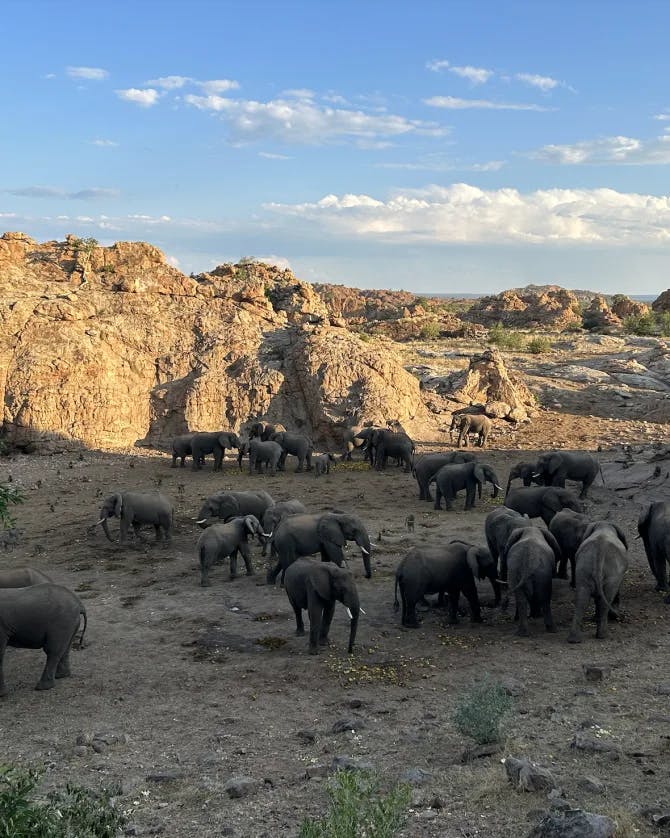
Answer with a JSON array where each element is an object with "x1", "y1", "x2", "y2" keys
[
  {"x1": 594, "y1": 552, "x2": 620, "y2": 618},
  {"x1": 599, "y1": 464, "x2": 606, "y2": 486},
  {"x1": 394, "y1": 574, "x2": 400, "y2": 611},
  {"x1": 78, "y1": 606, "x2": 88, "y2": 649}
]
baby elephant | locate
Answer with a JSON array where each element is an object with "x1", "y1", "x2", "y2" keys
[
  {"x1": 0, "y1": 584, "x2": 87, "y2": 697},
  {"x1": 313, "y1": 453, "x2": 336, "y2": 477},
  {"x1": 0, "y1": 567, "x2": 52, "y2": 588},
  {"x1": 284, "y1": 559, "x2": 360, "y2": 655},
  {"x1": 97, "y1": 491, "x2": 174, "y2": 543},
  {"x1": 197, "y1": 515, "x2": 266, "y2": 586}
]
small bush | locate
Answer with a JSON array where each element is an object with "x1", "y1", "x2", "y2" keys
[
  {"x1": 300, "y1": 770, "x2": 411, "y2": 838},
  {"x1": 487, "y1": 322, "x2": 526, "y2": 350},
  {"x1": 0, "y1": 484, "x2": 24, "y2": 529},
  {"x1": 419, "y1": 321, "x2": 440, "y2": 340},
  {"x1": 70, "y1": 236, "x2": 99, "y2": 256},
  {"x1": 656, "y1": 311, "x2": 670, "y2": 337},
  {"x1": 526, "y1": 336, "x2": 552, "y2": 354},
  {"x1": 453, "y1": 679, "x2": 513, "y2": 744},
  {"x1": 622, "y1": 313, "x2": 656, "y2": 336}
]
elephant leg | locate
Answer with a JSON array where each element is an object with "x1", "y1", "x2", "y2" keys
[
  {"x1": 307, "y1": 599, "x2": 324, "y2": 654},
  {"x1": 240, "y1": 542, "x2": 254, "y2": 576},
  {"x1": 446, "y1": 585, "x2": 460, "y2": 625},
  {"x1": 445, "y1": 490, "x2": 455, "y2": 512},
  {"x1": 36, "y1": 643, "x2": 61, "y2": 690},
  {"x1": 291, "y1": 601, "x2": 305, "y2": 635},
  {"x1": 56, "y1": 632, "x2": 76, "y2": 679},
  {"x1": 154, "y1": 524, "x2": 163, "y2": 542},
  {"x1": 462, "y1": 578, "x2": 483, "y2": 622},
  {"x1": 132, "y1": 521, "x2": 144, "y2": 542},
  {"x1": 229, "y1": 549, "x2": 238, "y2": 580},
  {"x1": 464, "y1": 484, "x2": 475, "y2": 510},
  {"x1": 569, "y1": 557, "x2": 576, "y2": 589},
  {"x1": 213, "y1": 448, "x2": 223, "y2": 471},
  {"x1": 515, "y1": 591, "x2": 530, "y2": 637},
  {"x1": 320, "y1": 544, "x2": 344, "y2": 567},
  {"x1": 319, "y1": 601, "x2": 335, "y2": 645},
  {"x1": 171, "y1": 454, "x2": 177, "y2": 468},
  {"x1": 191, "y1": 451, "x2": 201, "y2": 470},
  {"x1": 568, "y1": 586, "x2": 590, "y2": 643},
  {"x1": 0, "y1": 636, "x2": 8, "y2": 697},
  {"x1": 557, "y1": 553, "x2": 568, "y2": 580},
  {"x1": 266, "y1": 562, "x2": 282, "y2": 585},
  {"x1": 119, "y1": 518, "x2": 130, "y2": 544},
  {"x1": 402, "y1": 595, "x2": 421, "y2": 628},
  {"x1": 433, "y1": 485, "x2": 442, "y2": 511},
  {"x1": 200, "y1": 552, "x2": 212, "y2": 587},
  {"x1": 656, "y1": 558, "x2": 668, "y2": 592}
]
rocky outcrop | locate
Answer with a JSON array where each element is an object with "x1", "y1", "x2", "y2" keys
[
  {"x1": 464, "y1": 289, "x2": 582, "y2": 331},
  {"x1": 582, "y1": 296, "x2": 622, "y2": 332},
  {"x1": 313, "y1": 283, "x2": 435, "y2": 323},
  {"x1": 610, "y1": 294, "x2": 649, "y2": 320},
  {"x1": 652, "y1": 289, "x2": 670, "y2": 313},
  {"x1": 0, "y1": 233, "x2": 439, "y2": 451}
]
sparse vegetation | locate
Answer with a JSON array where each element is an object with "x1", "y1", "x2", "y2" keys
[
  {"x1": 0, "y1": 764, "x2": 125, "y2": 837},
  {"x1": 69, "y1": 236, "x2": 99, "y2": 256},
  {"x1": 526, "y1": 336, "x2": 552, "y2": 354},
  {"x1": 622, "y1": 312, "x2": 656, "y2": 335},
  {"x1": 453, "y1": 679, "x2": 513, "y2": 744},
  {"x1": 487, "y1": 322, "x2": 526, "y2": 351},
  {"x1": 299, "y1": 770, "x2": 411, "y2": 838},
  {"x1": 419, "y1": 321, "x2": 440, "y2": 339},
  {"x1": 0, "y1": 484, "x2": 24, "y2": 529}
]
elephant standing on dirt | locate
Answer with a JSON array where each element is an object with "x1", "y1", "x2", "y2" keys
[
  {"x1": 267, "y1": 512, "x2": 372, "y2": 585},
  {"x1": 535, "y1": 451, "x2": 602, "y2": 498},
  {"x1": 284, "y1": 559, "x2": 360, "y2": 655},
  {"x1": 484, "y1": 508, "x2": 543, "y2": 581},
  {"x1": 455, "y1": 414, "x2": 492, "y2": 448},
  {"x1": 249, "y1": 421, "x2": 286, "y2": 442},
  {"x1": 171, "y1": 433, "x2": 203, "y2": 468},
  {"x1": 0, "y1": 568, "x2": 52, "y2": 588},
  {"x1": 260, "y1": 499, "x2": 307, "y2": 557},
  {"x1": 413, "y1": 451, "x2": 476, "y2": 501},
  {"x1": 97, "y1": 491, "x2": 174, "y2": 543},
  {"x1": 504, "y1": 487, "x2": 584, "y2": 527},
  {"x1": 505, "y1": 461, "x2": 542, "y2": 495},
  {"x1": 313, "y1": 453, "x2": 336, "y2": 476},
  {"x1": 568, "y1": 522, "x2": 628, "y2": 643},
  {"x1": 191, "y1": 431, "x2": 240, "y2": 472},
  {"x1": 501, "y1": 528, "x2": 561, "y2": 637},
  {"x1": 352, "y1": 426, "x2": 382, "y2": 464},
  {"x1": 394, "y1": 541, "x2": 499, "y2": 628},
  {"x1": 548, "y1": 508, "x2": 592, "y2": 587},
  {"x1": 247, "y1": 440, "x2": 283, "y2": 475},
  {"x1": 0, "y1": 584, "x2": 87, "y2": 696},
  {"x1": 371, "y1": 429, "x2": 414, "y2": 472},
  {"x1": 637, "y1": 502, "x2": 670, "y2": 594},
  {"x1": 449, "y1": 407, "x2": 485, "y2": 442},
  {"x1": 270, "y1": 431, "x2": 313, "y2": 472},
  {"x1": 196, "y1": 490, "x2": 274, "y2": 526},
  {"x1": 197, "y1": 515, "x2": 266, "y2": 586},
  {"x1": 432, "y1": 461, "x2": 502, "y2": 511}
]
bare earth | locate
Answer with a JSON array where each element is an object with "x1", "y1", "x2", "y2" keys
[{"x1": 2, "y1": 413, "x2": 670, "y2": 837}]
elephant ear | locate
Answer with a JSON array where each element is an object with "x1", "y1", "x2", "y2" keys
[
  {"x1": 308, "y1": 565, "x2": 333, "y2": 601},
  {"x1": 582, "y1": 522, "x2": 598, "y2": 541},
  {"x1": 637, "y1": 504, "x2": 653, "y2": 536},
  {"x1": 546, "y1": 452, "x2": 563, "y2": 474},
  {"x1": 473, "y1": 464, "x2": 485, "y2": 485},
  {"x1": 500, "y1": 527, "x2": 526, "y2": 565},
  {"x1": 318, "y1": 514, "x2": 345, "y2": 547},
  {"x1": 113, "y1": 493, "x2": 123, "y2": 518},
  {"x1": 244, "y1": 515, "x2": 259, "y2": 535},
  {"x1": 465, "y1": 547, "x2": 481, "y2": 580},
  {"x1": 541, "y1": 529, "x2": 563, "y2": 564},
  {"x1": 612, "y1": 524, "x2": 628, "y2": 550},
  {"x1": 543, "y1": 489, "x2": 565, "y2": 514}
]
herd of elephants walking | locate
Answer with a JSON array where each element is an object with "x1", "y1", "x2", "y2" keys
[{"x1": 1, "y1": 417, "x2": 669, "y2": 699}]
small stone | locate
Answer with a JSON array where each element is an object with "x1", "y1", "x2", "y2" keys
[
  {"x1": 305, "y1": 764, "x2": 330, "y2": 779},
  {"x1": 582, "y1": 664, "x2": 611, "y2": 682},
  {"x1": 579, "y1": 775, "x2": 606, "y2": 794},
  {"x1": 570, "y1": 733, "x2": 618, "y2": 754},
  {"x1": 92, "y1": 741, "x2": 107, "y2": 755},
  {"x1": 331, "y1": 756, "x2": 375, "y2": 773},
  {"x1": 220, "y1": 828, "x2": 236, "y2": 837},
  {"x1": 73, "y1": 745, "x2": 88, "y2": 757},
  {"x1": 505, "y1": 757, "x2": 557, "y2": 793},
  {"x1": 500, "y1": 676, "x2": 525, "y2": 697},
  {"x1": 417, "y1": 809, "x2": 438, "y2": 821},
  {"x1": 76, "y1": 732, "x2": 93, "y2": 746},
  {"x1": 461, "y1": 742, "x2": 502, "y2": 763},
  {"x1": 297, "y1": 729, "x2": 317, "y2": 744},
  {"x1": 527, "y1": 809, "x2": 615, "y2": 837},
  {"x1": 224, "y1": 776, "x2": 258, "y2": 799},
  {"x1": 652, "y1": 812, "x2": 670, "y2": 827},
  {"x1": 656, "y1": 685, "x2": 670, "y2": 695},
  {"x1": 331, "y1": 718, "x2": 366, "y2": 734},
  {"x1": 146, "y1": 770, "x2": 186, "y2": 783},
  {"x1": 429, "y1": 795, "x2": 444, "y2": 810},
  {"x1": 400, "y1": 767, "x2": 433, "y2": 786},
  {"x1": 348, "y1": 699, "x2": 363, "y2": 709}
]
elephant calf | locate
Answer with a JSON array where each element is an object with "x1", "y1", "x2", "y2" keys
[
  {"x1": 413, "y1": 451, "x2": 476, "y2": 502},
  {"x1": 284, "y1": 559, "x2": 360, "y2": 655},
  {"x1": 0, "y1": 584, "x2": 87, "y2": 697},
  {"x1": 484, "y1": 508, "x2": 541, "y2": 581},
  {"x1": 505, "y1": 461, "x2": 542, "y2": 496},
  {"x1": 98, "y1": 491, "x2": 174, "y2": 543},
  {"x1": 196, "y1": 490, "x2": 274, "y2": 526},
  {"x1": 504, "y1": 486, "x2": 584, "y2": 527},
  {"x1": 394, "y1": 541, "x2": 498, "y2": 628},
  {"x1": 260, "y1": 499, "x2": 307, "y2": 557},
  {"x1": 197, "y1": 515, "x2": 266, "y2": 586},
  {"x1": 313, "y1": 453, "x2": 336, "y2": 477},
  {"x1": 548, "y1": 508, "x2": 592, "y2": 587},
  {"x1": 432, "y1": 461, "x2": 502, "y2": 511},
  {"x1": 502, "y1": 528, "x2": 561, "y2": 637},
  {"x1": 0, "y1": 567, "x2": 52, "y2": 588},
  {"x1": 248, "y1": 440, "x2": 283, "y2": 475}
]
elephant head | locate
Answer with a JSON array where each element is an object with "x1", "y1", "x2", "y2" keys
[
  {"x1": 505, "y1": 462, "x2": 541, "y2": 495},
  {"x1": 243, "y1": 515, "x2": 265, "y2": 540},
  {"x1": 473, "y1": 464, "x2": 503, "y2": 499},
  {"x1": 318, "y1": 513, "x2": 372, "y2": 578},
  {"x1": 249, "y1": 422, "x2": 264, "y2": 440},
  {"x1": 98, "y1": 493, "x2": 123, "y2": 542},
  {"x1": 269, "y1": 431, "x2": 286, "y2": 445},
  {"x1": 313, "y1": 566, "x2": 360, "y2": 654},
  {"x1": 536, "y1": 452, "x2": 562, "y2": 482},
  {"x1": 584, "y1": 521, "x2": 628, "y2": 550},
  {"x1": 221, "y1": 432, "x2": 240, "y2": 449},
  {"x1": 196, "y1": 493, "x2": 239, "y2": 527}
]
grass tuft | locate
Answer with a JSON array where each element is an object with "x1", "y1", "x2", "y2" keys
[{"x1": 453, "y1": 678, "x2": 513, "y2": 744}]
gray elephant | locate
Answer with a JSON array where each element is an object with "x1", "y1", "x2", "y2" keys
[
  {"x1": 248, "y1": 439, "x2": 283, "y2": 475},
  {"x1": 270, "y1": 431, "x2": 313, "y2": 472},
  {"x1": 196, "y1": 490, "x2": 274, "y2": 526},
  {"x1": 0, "y1": 568, "x2": 52, "y2": 588},
  {"x1": 98, "y1": 491, "x2": 174, "y2": 543},
  {"x1": 353, "y1": 426, "x2": 384, "y2": 465},
  {"x1": 197, "y1": 515, "x2": 265, "y2": 586},
  {"x1": 267, "y1": 512, "x2": 372, "y2": 585},
  {"x1": 638, "y1": 502, "x2": 670, "y2": 594},
  {"x1": 371, "y1": 429, "x2": 414, "y2": 472},
  {"x1": 456, "y1": 414, "x2": 493, "y2": 448},
  {"x1": 504, "y1": 486, "x2": 584, "y2": 526},
  {"x1": 548, "y1": 508, "x2": 592, "y2": 587},
  {"x1": 449, "y1": 406, "x2": 485, "y2": 442},
  {"x1": 502, "y1": 527, "x2": 561, "y2": 636},
  {"x1": 505, "y1": 461, "x2": 542, "y2": 495},
  {"x1": 191, "y1": 431, "x2": 240, "y2": 471},
  {"x1": 341, "y1": 425, "x2": 368, "y2": 461},
  {"x1": 260, "y1": 499, "x2": 307, "y2": 557},
  {"x1": 313, "y1": 453, "x2": 336, "y2": 477},
  {"x1": 535, "y1": 451, "x2": 602, "y2": 498},
  {"x1": 432, "y1": 461, "x2": 502, "y2": 511},
  {"x1": 568, "y1": 522, "x2": 628, "y2": 643},
  {"x1": 413, "y1": 451, "x2": 476, "y2": 502},
  {"x1": 249, "y1": 421, "x2": 286, "y2": 441},
  {"x1": 171, "y1": 433, "x2": 199, "y2": 468},
  {"x1": 0, "y1": 584, "x2": 87, "y2": 696},
  {"x1": 394, "y1": 541, "x2": 498, "y2": 628},
  {"x1": 484, "y1": 508, "x2": 544, "y2": 581},
  {"x1": 284, "y1": 559, "x2": 360, "y2": 654}
]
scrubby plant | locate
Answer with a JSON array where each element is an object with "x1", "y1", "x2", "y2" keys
[
  {"x1": 526, "y1": 336, "x2": 552, "y2": 354},
  {"x1": 622, "y1": 312, "x2": 657, "y2": 336},
  {"x1": 0, "y1": 484, "x2": 24, "y2": 529},
  {"x1": 69, "y1": 236, "x2": 99, "y2": 256},
  {"x1": 487, "y1": 322, "x2": 526, "y2": 351},
  {"x1": 453, "y1": 679, "x2": 513, "y2": 744},
  {"x1": 299, "y1": 770, "x2": 411, "y2": 838},
  {"x1": 419, "y1": 321, "x2": 440, "y2": 340}
]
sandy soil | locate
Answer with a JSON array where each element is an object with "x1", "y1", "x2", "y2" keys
[{"x1": 1, "y1": 435, "x2": 669, "y2": 838}]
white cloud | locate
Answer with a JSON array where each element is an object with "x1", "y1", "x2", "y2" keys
[
  {"x1": 470, "y1": 160, "x2": 506, "y2": 171},
  {"x1": 184, "y1": 94, "x2": 448, "y2": 144},
  {"x1": 115, "y1": 88, "x2": 160, "y2": 107},
  {"x1": 531, "y1": 133, "x2": 670, "y2": 165},
  {"x1": 515, "y1": 72, "x2": 560, "y2": 91},
  {"x1": 264, "y1": 183, "x2": 670, "y2": 245},
  {"x1": 425, "y1": 95, "x2": 552, "y2": 112},
  {"x1": 654, "y1": 113, "x2": 670, "y2": 121},
  {"x1": 425, "y1": 59, "x2": 493, "y2": 84},
  {"x1": 426, "y1": 59, "x2": 451, "y2": 72},
  {"x1": 254, "y1": 254, "x2": 292, "y2": 270},
  {"x1": 258, "y1": 151, "x2": 292, "y2": 160},
  {"x1": 91, "y1": 139, "x2": 118, "y2": 147},
  {"x1": 146, "y1": 75, "x2": 192, "y2": 90},
  {"x1": 198, "y1": 78, "x2": 239, "y2": 94},
  {"x1": 281, "y1": 88, "x2": 315, "y2": 99},
  {"x1": 376, "y1": 153, "x2": 504, "y2": 173},
  {"x1": 66, "y1": 66, "x2": 109, "y2": 81},
  {"x1": 7, "y1": 186, "x2": 119, "y2": 200}
]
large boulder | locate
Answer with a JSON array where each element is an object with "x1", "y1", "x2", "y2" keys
[
  {"x1": 448, "y1": 349, "x2": 535, "y2": 421},
  {"x1": 464, "y1": 289, "x2": 582, "y2": 331}
]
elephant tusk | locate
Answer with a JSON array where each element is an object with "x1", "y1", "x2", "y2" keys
[
  {"x1": 634, "y1": 533, "x2": 642, "y2": 539},
  {"x1": 497, "y1": 580, "x2": 509, "y2": 586},
  {"x1": 532, "y1": 473, "x2": 541, "y2": 478},
  {"x1": 345, "y1": 607, "x2": 353, "y2": 619},
  {"x1": 96, "y1": 518, "x2": 106, "y2": 525},
  {"x1": 494, "y1": 484, "x2": 503, "y2": 491},
  {"x1": 359, "y1": 607, "x2": 366, "y2": 615},
  {"x1": 360, "y1": 547, "x2": 370, "y2": 556},
  {"x1": 195, "y1": 519, "x2": 207, "y2": 525},
  {"x1": 262, "y1": 532, "x2": 273, "y2": 538}
]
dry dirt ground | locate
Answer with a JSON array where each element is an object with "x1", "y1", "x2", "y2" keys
[{"x1": 2, "y1": 431, "x2": 670, "y2": 838}]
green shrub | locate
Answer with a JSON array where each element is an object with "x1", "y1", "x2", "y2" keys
[
  {"x1": 487, "y1": 322, "x2": 526, "y2": 350},
  {"x1": 0, "y1": 765, "x2": 124, "y2": 837},
  {"x1": 419, "y1": 321, "x2": 440, "y2": 340},
  {"x1": 622, "y1": 313, "x2": 656, "y2": 336},
  {"x1": 0, "y1": 484, "x2": 24, "y2": 529},
  {"x1": 526, "y1": 336, "x2": 552, "y2": 354},
  {"x1": 70, "y1": 236, "x2": 99, "y2": 256},
  {"x1": 453, "y1": 679, "x2": 513, "y2": 744},
  {"x1": 656, "y1": 311, "x2": 670, "y2": 337},
  {"x1": 300, "y1": 770, "x2": 411, "y2": 838}
]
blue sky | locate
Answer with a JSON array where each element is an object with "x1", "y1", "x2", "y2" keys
[{"x1": 2, "y1": 0, "x2": 670, "y2": 293}]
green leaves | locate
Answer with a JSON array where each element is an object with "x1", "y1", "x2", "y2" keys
[
  {"x1": 453, "y1": 679, "x2": 513, "y2": 744},
  {"x1": 0, "y1": 485, "x2": 24, "y2": 529}
]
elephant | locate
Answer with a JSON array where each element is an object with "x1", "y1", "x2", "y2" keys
[
  {"x1": 505, "y1": 461, "x2": 542, "y2": 495},
  {"x1": 0, "y1": 568, "x2": 52, "y2": 588},
  {"x1": 637, "y1": 502, "x2": 670, "y2": 593},
  {"x1": 548, "y1": 508, "x2": 592, "y2": 587},
  {"x1": 431, "y1": 461, "x2": 502, "y2": 511},
  {"x1": 341, "y1": 425, "x2": 368, "y2": 461},
  {"x1": 394, "y1": 541, "x2": 499, "y2": 628},
  {"x1": 455, "y1": 414, "x2": 493, "y2": 448},
  {"x1": 501, "y1": 527, "x2": 561, "y2": 637},
  {"x1": 260, "y1": 499, "x2": 307, "y2": 557},
  {"x1": 568, "y1": 522, "x2": 628, "y2": 643},
  {"x1": 449, "y1": 406, "x2": 485, "y2": 442},
  {"x1": 196, "y1": 490, "x2": 274, "y2": 526},
  {"x1": 413, "y1": 451, "x2": 476, "y2": 502},
  {"x1": 0, "y1": 584, "x2": 87, "y2": 696},
  {"x1": 535, "y1": 451, "x2": 603, "y2": 499},
  {"x1": 267, "y1": 512, "x2": 372, "y2": 585},
  {"x1": 284, "y1": 559, "x2": 360, "y2": 655},
  {"x1": 190, "y1": 431, "x2": 240, "y2": 471},
  {"x1": 97, "y1": 491, "x2": 174, "y2": 543},
  {"x1": 313, "y1": 453, "x2": 336, "y2": 477},
  {"x1": 171, "y1": 433, "x2": 203, "y2": 468},
  {"x1": 484, "y1": 508, "x2": 546, "y2": 581},
  {"x1": 370, "y1": 429, "x2": 415, "y2": 472},
  {"x1": 249, "y1": 421, "x2": 286, "y2": 442},
  {"x1": 504, "y1": 486, "x2": 584, "y2": 527},
  {"x1": 197, "y1": 515, "x2": 266, "y2": 586},
  {"x1": 270, "y1": 431, "x2": 313, "y2": 472},
  {"x1": 353, "y1": 426, "x2": 385, "y2": 465},
  {"x1": 248, "y1": 440, "x2": 283, "y2": 475}
]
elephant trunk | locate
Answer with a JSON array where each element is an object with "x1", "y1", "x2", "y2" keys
[
  {"x1": 100, "y1": 517, "x2": 114, "y2": 542},
  {"x1": 488, "y1": 570, "x2": 501, "y2": 606},
  {"x1": 344, "y1": 591, "x2": 360, "y2": 654},
  {"x1": 355, "y1": 532, "x2": 372, "y2": 578}
]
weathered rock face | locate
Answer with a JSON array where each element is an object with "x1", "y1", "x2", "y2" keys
[
  {"x1": 448, "y1": 349, "x2": 535, "y2": 421},
  {"x1": 464, "y1": 289, "x2": 582, "y2": 331},
  {"x1": 610, "y1": 294, "x2": 649, "y2": 320},
  {"x1": 0, "y1": 234, "x2": 438, "y2": 451},
  {"x1": 582, "y1": 296, "x2": 622, "y2": 332},
  {"x1": 652, "y1": 289, "x2": 670, "y2": 312}
]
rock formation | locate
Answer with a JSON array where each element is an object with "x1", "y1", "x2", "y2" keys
[
  {"x1": 464, "y1": 289, "x2": 582, "y2": 331},
  {"x1": 447, "y1": 349, "x2": 535, "y2": 422},
  {"x1": 0, "y1": 233, "x2": 438, "y2": 451},
  {"x1": 610, "y1": 294, "x2": 649, "y2": 320},
  {"x1": 582, "y1": 296, "x2": 622, "y2": 332},
  {"x1": 652, "y1": 289, "x2": 670, "y2": 312}
]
